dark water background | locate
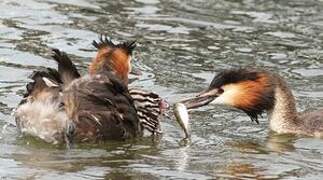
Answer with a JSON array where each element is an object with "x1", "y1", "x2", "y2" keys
[{"x1": 1, "y1": 0, "x2": 323, "y2": 179}]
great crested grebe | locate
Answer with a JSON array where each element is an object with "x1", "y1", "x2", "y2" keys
[
  {"x1": 15, "y1": 36, "x2": 168, "y2": 144},
  {"x1": 180, "y1": 68, "x2": 323, "y2": 137}
]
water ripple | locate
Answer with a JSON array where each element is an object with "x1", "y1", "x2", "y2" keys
[{"x1": 1, "y1": 0, "x2": 323, "y2": 179}]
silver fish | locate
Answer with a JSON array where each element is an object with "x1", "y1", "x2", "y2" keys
[{"x1": 174, "y1": 103, "x2": 190, "y2": 139}]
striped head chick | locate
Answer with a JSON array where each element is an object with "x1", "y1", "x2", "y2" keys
[
  {"x1": 181, "y1": 69, "x2": 276, "y2": 123},
  {"x1": 129, "y1": 88, "x2": 169, "y2": 134},
  {"x1": 90, "y1": 35, "x2": 136, "y2": 85}
]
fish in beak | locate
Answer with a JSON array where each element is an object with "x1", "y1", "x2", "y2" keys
[{"x1": 174, "y1": 88, "x2": 222, "y2": 139}]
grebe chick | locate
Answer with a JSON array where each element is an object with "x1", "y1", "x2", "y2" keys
[{"x1": 180, "y1": 68, "x2": 323, "y2": 137}]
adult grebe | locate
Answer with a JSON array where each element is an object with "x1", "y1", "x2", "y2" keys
[
  {"x1": 180, "y1": 69, "x2": 323, "y2": 137},
  {"x1": 15, "y1": 36, "x2": 167, "y2": 144}
]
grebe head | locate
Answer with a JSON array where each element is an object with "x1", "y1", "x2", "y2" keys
[
  {"x1": 90, "y1": 35, "x2": 136, "y2": 84},
  {"x1": 181, "y1": 69, "x2": 276, "y2": 123}
]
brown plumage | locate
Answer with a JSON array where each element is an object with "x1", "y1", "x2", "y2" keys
[
  {"x1": 15, "y1": 53, "x2": 73, "y2": 144},
  {"x1": 63, "y1": 72, "x2": 141, "y2": 142},
  {"x1": 89, "y1": 36, "x2": 136, "y2": 85},
  {"x1": 15, "y1": 36, "x2": 166, "y2": 145}
]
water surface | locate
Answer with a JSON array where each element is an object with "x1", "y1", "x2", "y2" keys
[{"x1": 1, "y1": 0, "x2": 323, "y2": 179}]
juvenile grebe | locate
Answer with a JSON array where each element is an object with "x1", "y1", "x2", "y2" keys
[
  {"x1": 180, "y1": 69, "x2": 323, "y2": 137},
  {"x1": 15, "y1": 36, "x2": 167, "y2": 144}
]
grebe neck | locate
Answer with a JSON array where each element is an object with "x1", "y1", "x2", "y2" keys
[{"x1": 267, "y1": 76, "x2": 300, "y2": 133}]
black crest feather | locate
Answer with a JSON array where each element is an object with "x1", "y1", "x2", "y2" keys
[
  {"x1": 92, "y1": 35, "x2": 136, "y2": 54},
  {"x1": 210, "y1": 69, "x2": 259, "y2": 89}
]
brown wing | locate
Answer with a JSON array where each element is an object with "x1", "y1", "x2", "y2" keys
[
  {"x1": 16, "y1": 49, "x2": 82, "y2": 144},
  {"x1": 51, "y1": 49, "x2": 80, "y2": 85},
  {"x1": 63, "y1": 71, "x2": 141, "y2": 142},
  {"x1": 21, "y1": 48, "x2": 80, "y2": 103},
  {"x1": 20, "y1": 68, "x2": 61, "y2": 103}
]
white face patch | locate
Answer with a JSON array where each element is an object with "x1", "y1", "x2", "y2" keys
[{"x1": 210, "y1": 84, "x2": 240, "y2": 106}]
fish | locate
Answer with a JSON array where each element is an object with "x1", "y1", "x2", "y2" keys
[{"x1": 174, "y1": 103, "x2": 190, "y2": 139}]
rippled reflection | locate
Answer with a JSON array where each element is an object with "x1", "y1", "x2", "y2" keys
[{"x1": 1, "y1": 0, "x2": 323, "y2": 179}]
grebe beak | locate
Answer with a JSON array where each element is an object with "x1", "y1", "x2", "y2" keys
[{"x1": 180, "y1": 88, "x2": 221, "y2": 109}]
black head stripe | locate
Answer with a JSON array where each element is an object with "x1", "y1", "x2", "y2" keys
[
  {"x1": 210, "y1": 69, "x2": 259, "y2": 88},
  {"x1": 92, "y1": 35, "x2": 136, "y2": 55}
]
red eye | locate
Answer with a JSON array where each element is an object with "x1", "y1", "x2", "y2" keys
[{"x1": 218, "y1": 88, "x2": 224, "y2": 94}]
